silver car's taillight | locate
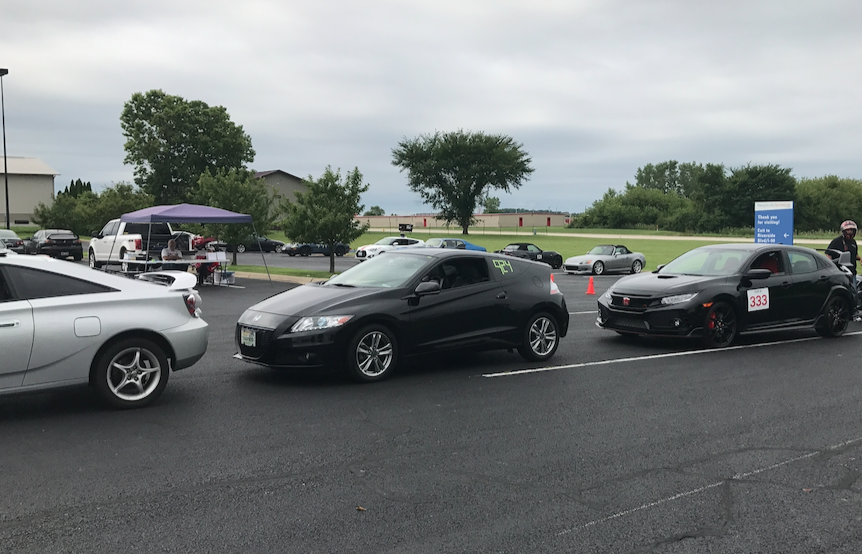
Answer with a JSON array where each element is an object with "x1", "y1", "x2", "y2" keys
[{"x1": 184, "y1": 293, "x2": 202, "y2": 317}]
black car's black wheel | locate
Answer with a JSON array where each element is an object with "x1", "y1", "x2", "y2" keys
[
  {"x1": 631, "y1": 260, "x2": 643, "y2": 273},
  {"x1": 300, "y1": 246, "x2": 312, "y2": 257},
  {"x1": 517, "y1": 312, "x2": 559, "y2": 362},
  {"x1": 552, "y1": 256, "x2": 562, "y2": 269},
  {"x1": 346, "y1": 324, "x2": 398, "y2": 382},
  {"x1": 592, "y1": 261, "x2": 605, "y2": 275},
  {"x1": 702, "y1": 301, "x2": 737, "y2": 348},
  {"x1": 275, "y1": 244, "x2": 284, "y2": 253},
  {"x1": 335, "y1": 246, "x2": 346, "y2": 257},
  {"x1": 816, "y1": 295, "x2": 852, "y2": 338},
  {"x1": 92, "y1": 338, "x2": 169, "y2": 409},
  {"x1": 236, "y1": 243, "x2": 247, "y2": 253}
]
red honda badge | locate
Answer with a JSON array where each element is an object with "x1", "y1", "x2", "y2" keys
[{"x1": 623, "y1": 297, "x2": 630, "y2": 306}]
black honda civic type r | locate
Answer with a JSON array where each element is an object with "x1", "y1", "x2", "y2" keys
[
  {"x1": 597, "y1": 243, "x2": 855, "y2": 347},
  {"x1": 235, "y1": 250, "x2": 569, "y2": 381}
]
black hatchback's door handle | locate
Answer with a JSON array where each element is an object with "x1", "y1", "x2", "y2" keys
[
  {"x1": 496, "y1": 291, "x2": 507, "y2": 299},
  {"x1": 781, "y1": 281, "x2": 792, "y2": 288}
]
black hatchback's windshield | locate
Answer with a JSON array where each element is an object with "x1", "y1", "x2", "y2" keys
[
  {"x1": 660, "y1": 248, "x2": 752, "y2": 276},
  {"x1": 326, "y1": 253, "x2": 428, "y2": 288}
]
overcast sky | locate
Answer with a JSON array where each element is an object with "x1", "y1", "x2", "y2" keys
[{"x1": 2, "y1": 0, "x2": 860, "y2": 214}]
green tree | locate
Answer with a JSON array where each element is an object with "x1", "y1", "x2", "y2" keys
[
  {"x1": 795, "y1": 176, "x2": 862, "y2": 232},
  {"x1": 196, "y1": 168, "x2": 278, "y2": 266},
  {"x1": 392, "y1": 130, "x2": 534, "y2": 234},
  {"x1": 364, "y1": 205, "x2": 385, "y2": 216},
  {"x1": 32, "y1": 182, "x2": 152, "y2": 236},
  {"x1": 482, "y1": 196, "x2": 501, "y2": 213},
  {"x1": 281, "y1": 167, "x2": 370, "y2": 273},
  {"x1": 121, "y1": 89, "x2": 255, "y2": 205}
]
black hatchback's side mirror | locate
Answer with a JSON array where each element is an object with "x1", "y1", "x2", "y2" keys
[
  {"x1": 744, "y1": 269, "x2": 773, "y2": 280},
  {"x1": 415, "y1": 281, "x2": 441, "y2": 296}
]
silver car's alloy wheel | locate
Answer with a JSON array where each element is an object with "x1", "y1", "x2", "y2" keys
[
  {"x1": 631, "y1": 260, "x2": 643, "y2": 273},
  {"x1": 528, "y1": 316, "x2": 557, "y2": 356},
  {"x1": 593, "y1": 261, "x2": 605, "y2": 275},
  {"x1": 355, "y1": 331, "x2": 394, "y2": 378},
  {"x1": 106, "y1": 346, "x2": 163, "y2": 402}
]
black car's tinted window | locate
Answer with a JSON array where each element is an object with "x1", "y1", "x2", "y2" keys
[
  {"x1": 422, "y1": 257, "x2": 490, "y2": 290},
  {"x1": 124, "y1": 223, "x2": 172, "y2": 236},
  {"x1": 788, "y1": 250, "x2": 818, "y2": 274},
  {"x1": 5, "y1": 266, "x2": 117, "y2": 299},
  {"x1": 750, "y1": 251, "x2": 785, "y2": 274}
]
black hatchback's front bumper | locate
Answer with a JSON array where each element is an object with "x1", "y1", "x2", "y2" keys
[{"x1": 596, "y1": 295, "x2": 704, "y2": 337}]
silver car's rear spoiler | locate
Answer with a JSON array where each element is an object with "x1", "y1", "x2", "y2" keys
[{"x1": 135, "y1": 271, "x2": 198, "y2": 291}]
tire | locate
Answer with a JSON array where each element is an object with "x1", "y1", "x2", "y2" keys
[
  {"x1": 275, "y1": 244, "x2": 283, "y2": 253},
  {"x1": 236, "y1": 243, "x2": 247, "y2": 253},
  {"x1": 346, "y1": 324, "x2": 398, "y2": 382},
  {"x1": 300, "y1": 246, "x2": 312, "y2": 257},
  {"x1": 517, "y1": 312, "x2": 560, "y2": 362},
  {"x1": 88, "y1": 248, "x2": 103, "y2": 269},
  {"x1": 92, "y1": 338, "x2": 169, "y2": 409},
  {"x1": 631, "y1": 260, "x2": 643, "y2": 274},
  {"x1": 592, "y1": 261, "x2": 605, "y2": 275},
  {"x1": 816, "y1": 295, "x2": 852, "y2": 338},
  {"x1": 701, "y1": 301, "x2": 737, "y2": 348},
  {"x1": 552, "y1": 256, "x2": 562, "y2": 269},
  {"x1": 335, "y1": 246, "x2": 346, "y2": 257}
]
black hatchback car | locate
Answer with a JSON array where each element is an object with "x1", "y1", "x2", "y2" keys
[
  {"x1": 235, "y1": 250, "x2": 569, "y2": 381},
  {"x1": 23, "y1": 229, "x2": 83, "y2": 260},
  {"x1": 597, "y1": 244, "x2": 855, "y2": 347}
]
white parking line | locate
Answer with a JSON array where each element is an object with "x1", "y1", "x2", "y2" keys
[
  {"x1": 557, "y1": 435, "x2": 862, "y2": 534},
  {"x1": 483, "y1": 330, "x2": 862, "y2": 378}
]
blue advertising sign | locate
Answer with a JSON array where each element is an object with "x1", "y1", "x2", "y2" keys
[{"x1": 754, "y1": 201, "x2": 794, "y2": 245}]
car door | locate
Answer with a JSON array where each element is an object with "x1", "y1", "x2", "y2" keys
[
  {"x1": 407, "y1": 257, "x2": 506, "y2": 352},
  {"x1": 787, "y1": 249, "x2": 833, "y2": 321},
  {"x1": 4, "y1": 265, "x2": 119, "y2": 387},
  {"x1": 741, "y1": 250, "x2": 793, "y2": 327},
  {"x1": 93, "y1": 220, "x2": 118, "y2": 260},
  {"x1": 0, "y1": 267, "x2": 34, "y2": 389},
  {"x1": 526, "y1": 244, "x2": 543, "y2": 262},
  {"x1": 612, "y1": 246, "x2": 632, "y2": 271}
]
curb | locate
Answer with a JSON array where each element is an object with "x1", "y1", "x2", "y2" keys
[{"x1": 231, "y1": 271, "x2": 320, "y2": 285}]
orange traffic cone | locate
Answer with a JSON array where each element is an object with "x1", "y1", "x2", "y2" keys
[{"x1": 585, "y1": 276, "x2": 596, "y2": 295}]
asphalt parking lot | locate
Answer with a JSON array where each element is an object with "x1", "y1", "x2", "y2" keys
[{"x1": 3, "y1": 266, "x2": 862, "y2": 553}]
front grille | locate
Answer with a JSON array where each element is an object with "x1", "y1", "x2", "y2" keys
[
  {"x1": 236, "y1": 325, "x2": 275, "y2": 359},
  {"x1": 608, "y1": 316, "x2": 648, "y2": 330},
  {"x1": 610, "y1": 294, "x2": 653, "y2": 311}
]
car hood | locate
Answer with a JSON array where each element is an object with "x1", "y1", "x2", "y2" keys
[
  {"x1": 610, "y1": 273, "x2": 727, "y2": 294},
  {"x1": 247, "y1": 283, "x2": 388, "y2": 316}
]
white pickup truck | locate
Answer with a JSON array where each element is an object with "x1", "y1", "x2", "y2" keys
[{"x1": 88, "y1": 219, "x2": 188, "y2": 269}]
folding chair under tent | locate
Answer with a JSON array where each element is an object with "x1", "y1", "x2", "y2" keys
[{"x1": 118, "y1": 203, "x2": 271, "y2": 285}]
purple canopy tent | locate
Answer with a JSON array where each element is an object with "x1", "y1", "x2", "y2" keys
[{"x1": 118, "y1": 203, "x2": 270, "y2": 284}]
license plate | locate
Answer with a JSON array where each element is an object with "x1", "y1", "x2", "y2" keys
[
  {"x1": 61, "y1": 251, "x2": 69, "y2": 256},
  {"x1": 240, "y1": 327, "x2": 256, "y2": 347}
]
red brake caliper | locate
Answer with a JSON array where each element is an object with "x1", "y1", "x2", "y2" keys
[{"x1": 708, "y1": 312, "x2": 717, "y2": 330}]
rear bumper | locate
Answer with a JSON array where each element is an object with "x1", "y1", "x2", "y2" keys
[{"x1": 163, "y1": 317, "x2": 209, "y2": 370}]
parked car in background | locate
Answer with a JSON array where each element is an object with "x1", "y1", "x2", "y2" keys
[
  {"x1": 235, "y1": 250, "x2": 568, "y2": 382},
  {"x1": 230, "y1": 236, "x2": 285, "y2": 253},
  {"x1": 597, "y1": 244, "x2": 854, "y2": 347},
  {"x1": 0, "y1": 230, "x2": 25, "y2": 254},
  {"x1": 0, "y1": 229, "x2": 24, "y2": 254},
  {"x1": 283, "y1": 242, "x2": 351, "y2": 257},
  {"x1": 425, "y1": 238, "x2": 487, "y2": 251},
  {"x1": 0, "y1": 253, "x2": 208, "y2": 408},
  {"x1": 564, "y1": 245, "x2": 646, "y2": 275},
  {"x1": 355, "y1": 236, "x2": 425, "y2": 261},
  {"x1": 23, "y1": 229, "x2": 83, "y2": 260},
  {"x1": 495, "y1": 243, "x2": 563, "y2": 269}
]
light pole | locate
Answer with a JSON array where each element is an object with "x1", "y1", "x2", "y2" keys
[{"x1": 0, "y1": 68, "x2": 8, "y2": 230}]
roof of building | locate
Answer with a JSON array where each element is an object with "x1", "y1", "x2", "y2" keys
[
  {"x1": 255, "y1": 169, "x2": 303, "y2": 180},
  {"x1": 0, "y1": 156, "x2": 58, "y2": 176}
]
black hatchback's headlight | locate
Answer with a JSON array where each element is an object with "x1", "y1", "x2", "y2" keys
[
  {"x1": 660, "y1": 293, "x2": 697, "y2": 306},
  {"x1": 290, "y1": 315, "x2": 354, "y2": 333}
]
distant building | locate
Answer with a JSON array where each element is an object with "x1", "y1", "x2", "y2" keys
[
  {"x1": 0, "y1": 156, "x2": 58, "y2": 224},
  {"x1": 355, "y1": 212, "x2": 570, "y2": 230},
  {"x1": 255, "y1": 170, "x2": 306, "y2": 203}
]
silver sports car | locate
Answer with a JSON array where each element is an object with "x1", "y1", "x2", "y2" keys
[
  {"x1": 563, "y1": 245, "x2": 646, "y2": 275},
  {"x1": 0, "y1": 251, "x2": 208, "y2": 409}
]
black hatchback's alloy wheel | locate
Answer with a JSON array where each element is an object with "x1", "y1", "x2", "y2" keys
[
  {"x1": 702, "y1": 301, "x2": 737, "y2": 348},
  {"x1": 518, "y1": 312, "x2": 559, "y2": 362},
  {"x1": 817, "y1": 295, "x2": 851, "y2": 338},
  {"x1": 346, "y1": 324, "x2": 398, "y2": 382}
]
